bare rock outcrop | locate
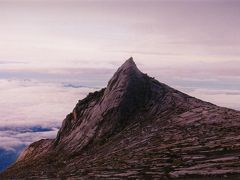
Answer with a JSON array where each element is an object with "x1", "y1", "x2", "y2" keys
[{"x1": 1, "y1": 58, "x2": 240, "y2": 179}]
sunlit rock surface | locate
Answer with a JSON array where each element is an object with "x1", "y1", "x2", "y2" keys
[{"x1": 1, "y1": 58, "x2": 240, "y2": 179}]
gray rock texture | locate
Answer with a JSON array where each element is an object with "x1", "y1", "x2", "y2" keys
[{"x1": 1, "y1": 58, "x2": 240, "y2": 179}]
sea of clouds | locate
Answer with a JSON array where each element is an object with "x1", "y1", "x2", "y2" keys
[{"x1": 0, "y1": 79, "x2": 98, "y2": 171}]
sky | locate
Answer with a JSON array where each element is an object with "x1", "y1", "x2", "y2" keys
[{"x1": 0, "y1": 0, "x2": 240, "y2": 169}]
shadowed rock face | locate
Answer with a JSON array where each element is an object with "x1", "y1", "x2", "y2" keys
[
  {"x1": 54, "y1": 58, "x2": 151, "y2": 153},
  {"x1": 1, "y1": 58, "x2": 240, "y2": 179}
]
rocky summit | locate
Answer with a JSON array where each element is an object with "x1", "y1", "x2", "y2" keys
[{"x1": 1, "y1": 58, "x2": 240, "y2": 179}]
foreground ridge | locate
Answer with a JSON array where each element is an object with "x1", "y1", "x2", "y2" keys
[{"x1": 1, "y1": 57, "x2": 240, "y2": 179}]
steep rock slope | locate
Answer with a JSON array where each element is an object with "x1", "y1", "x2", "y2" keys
[{"x1": 1, "y1": 58, "x2": 240, "y2": 179}]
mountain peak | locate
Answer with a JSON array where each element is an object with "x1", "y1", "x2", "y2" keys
[
  {"x1": 117, "y1": 57, "x2": 139, "y2": 72},
  {"x1": 121, "y1": 57, "x2": 135, "y2": 67},
  {"x1": 4, "y1": 57, "x2": 240, "y2": 179},
  {"x1": 106, "y1": 57, "x2": 143, "y2": 93}
]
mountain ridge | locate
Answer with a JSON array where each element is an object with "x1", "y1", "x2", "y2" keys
[{"x1": 1, "y1": 58, "x2": 240, "y2": 179}]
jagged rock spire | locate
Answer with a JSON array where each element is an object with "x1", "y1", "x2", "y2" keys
[
  {"x1": 121, "y1": 57, "x2": 136, "y2": 67},
  {"x1": 53, "y1": 57, "x2": 150, "y2": 150},
  {"x1": 106, "y1": 57, "x2": 143, "y2": 92},
  {"x1": 117, "y1": 57, "x2": 138, "y2": 72}
]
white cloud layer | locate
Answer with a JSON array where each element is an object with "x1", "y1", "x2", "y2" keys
[
  {"x1": 0, "y1": 79, "x2": 97, "y2": 127},
  {"x1": 0, "y1": 79, "x2": 97, "y2": 157},
  {"x1": 0, "y1": 127, "x2": 58, "y2": 151},
  {"x1": 179, "y1": 87, "x2": 240, "y2": 110}
]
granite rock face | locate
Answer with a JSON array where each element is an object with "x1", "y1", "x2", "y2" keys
[{"x1": 1, "y1": 58, "x2": 240, "y2": 179}]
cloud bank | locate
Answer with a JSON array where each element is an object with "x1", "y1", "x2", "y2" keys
[
  {"x1": 0, "y1": 79, "x2": 97, "y2": 127},
  {"x1": 0, "y1": 79, "x2": 98, "y2": 171}
]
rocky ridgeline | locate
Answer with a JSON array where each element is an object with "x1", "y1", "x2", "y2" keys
[{"x1": 1, "y1": 58, "x2": 240, "y2": 179}]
